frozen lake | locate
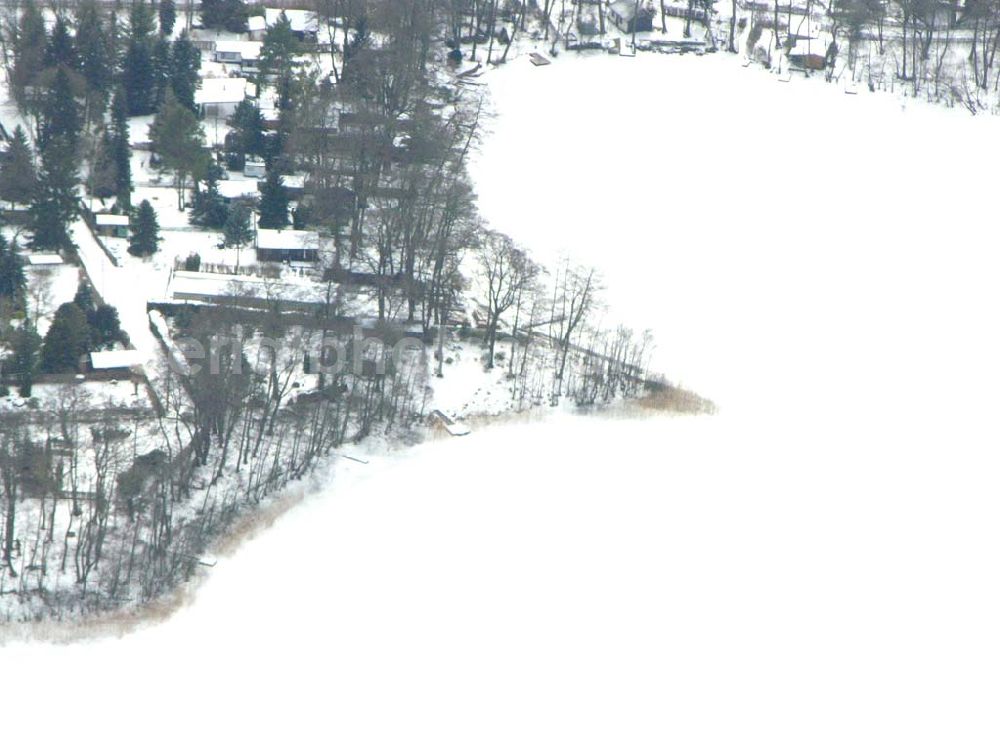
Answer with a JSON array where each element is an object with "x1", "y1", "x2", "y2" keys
[{"x1": 4, "y1": 53, "x2": 999, "y2": 747}]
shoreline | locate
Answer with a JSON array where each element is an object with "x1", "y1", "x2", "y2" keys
[{"x1": 1, "y1": 383, "x2": 714, "y2": 644}]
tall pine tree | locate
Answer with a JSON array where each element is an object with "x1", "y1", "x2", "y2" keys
[
  {"x1": 0, "y1": 239, "x2": 27, "y2": 300},
  {"x1": 130, "y1": 0, "x2": 157, "y2": 41},
  {"x1": 257, "y1": 170, "x2": 290, "y2": 229},
  {"x1": 76, "y1": 0, "x2": 111, "y2": 101},
  {"x1": 152, "y1": 36, "x2": 173, "y2": 109},
  {"x1": 123, "y1": 39, "x2": 156, "y2": 115},
  {"x1": 45, "y1": 16, "x2": 78, "y2": 71},
  {"x1": 189, "y1": 168, "x2": 229, "y2": 229},
  {"x1": 0, "y1": 127, "x2": 38, "y2": 205},
  {"x1": 8, "y1": 327, "x2": 42, "y2": 396},
  {"x1": 159, "y1": 0, "x2": 178, "y2": 37},
  {"x1": 41, "y1": 302, "x2": 91, "y2": 373},
  {"x1": 224, "y1": 202, "x2": 254, "y2": 249},
  {"x1": 30, "y1": 139, "x2": 79, "y2": 252},
  {"x1": 170, "y1": 32, "x2": 202, "y2": 112},
  {"x1": 129, "y1": 200, "x2": 160, "y2": 256},
  {"x1": 123, "y1": 2, "x2": 158, "y2": 116},
  {"x1": 37, "y1": 67, "x2": 82, "y2": 153},
  {"x1": 201, "y1": 0, "x2": 249, "y2": 33},
  {"x1": 109, "y1": 88, "x2": 133, "y2": 208},
  {"x1": 10, "y1": 0, "x2": 47, "y2": 110},
  {"x1": 260, "y1": 12, "x2": 301, "y2": 82},
  {"x1": 228, "y1": 99, "x2": 267, "y2": 158}
]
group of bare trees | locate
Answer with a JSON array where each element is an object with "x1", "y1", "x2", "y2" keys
[
  {"x1": 0, "y1": 300, "x2": 432, "y2": 618},
  {"x1": 0, "y1": 390, "x2": 157, "y2": 610},
  {"x1": 748, "y1": 0, "x2": 1000, "y2": 103},
  {"x1": 473, "y1": 232, "x2": 651, "y2": 408}
]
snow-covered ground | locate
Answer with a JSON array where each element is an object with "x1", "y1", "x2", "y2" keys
[{"x1": 4, "y1": 52, "x2": 1000, "y2": 748}]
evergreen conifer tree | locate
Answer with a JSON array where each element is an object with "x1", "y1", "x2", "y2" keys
[
  {"x1": 76, "y1": 0, "x2": 111, "y2": 101},
  {"x1": 224, "y1": 202, "x2": 254, "y2": 249},
  {"x1": 41, "y1": 302, "x2": 91, "y2": 373},
  {"x1": 257, "y1": 170, "x2": 289, "y2": 229},
  {"x1": 0, "y1": 126, "x2": 38, "y2": 204},
  {"x1": 170, "y1": 33, "x2": 202, "y2": 112},
  {"x1": 45, "y1": 16, "x2": 78, "y2": 71},
  {"x1": 10, "y1": 0, "x2": 48, "y2": 109},
  {"x1": 159, "y1": 0, "x2": 177, "y2": 37},
  {"x1": 9, "y1": 327, "x2": 42, "y2": 396},
  {"x1": 109, "y1": 88, "x2": 133, "y2": 207},
  {"x1": 129, "y1": 199, "x2": 160, "y2": 256},
  {"x1": 0, "y1": 240, "x2": 27, "y2": 301}
]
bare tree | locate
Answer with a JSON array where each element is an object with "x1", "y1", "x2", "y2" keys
[
  {"x1": 476, "y1": 230, "x2": 536, "y2": 369},
  {"x1": 550, "y1": 263, "x2": 600, "y2": 391}
]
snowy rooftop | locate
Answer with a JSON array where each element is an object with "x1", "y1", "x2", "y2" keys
[
  {"x1": 248, "y1": 15, "x2": 267, "y2": 32},
  {"x1": 195, "y1": 77, "x2": 249, "y2": 105},
  {"x1": 218, "y1": 179, "x2": 260, "y2": 199},
  {"x1": 95, "y1": 213, "x2": 130, "y2": 226},
  {"x1": 790, "y1": 36, "x2": 831, "y2": 55},
  {"x1": 91, "y1": 349, "x2": 144, "y2": 370},
  {"x1": 169, "y1": 270, "x2": 328, "y2": 304},
  {"x1": 281, "y1": 174, "x2": 307, "y2": 190},
  {"x1": 215, "y1": 40, "x2": 263, "y2": 60},
  {"x1": 25, "y1": 253, "x2": 65, "y2": 266},
  {"x1": 256, "y1": 229, "x2": 320, "y2": 251},
  {"x1": 609, "y1": 0, "x2": 646, "y2": 20},
  {"x1": 265, "y1": 8, "x2": 319, "y2": 33}
]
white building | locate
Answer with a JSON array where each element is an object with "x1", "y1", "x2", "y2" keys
[
  {"x1": 217, "y1": 179, "x2": 259, "y2": 203},
  {"x1": 244, "y1": 158, "x2": 267, "y2": 179},
  {"x1": 247, "y1": 15, "x2": 267, "y2": 40},
  {"x1": 94, "y1": 212, "x2": 130, "y2": 238},
  {"x1": 264, "y1": 8, "x2": 320, "y2": 40},
  {"x1": 195, "y1": 77, "x2": 250, "y2": 118},
  {"x1": 90, "y1": 350, "x2": 144, "y2": 378},
  {"x1": 214, "y1": 40, "x2": 263, "y2": 70},
  {"x1": 25, "y1": 253, "x2": 65, "y2": 266},
  {"x1": 167, "y1": 270, "x2": 328, "y2": 310}
]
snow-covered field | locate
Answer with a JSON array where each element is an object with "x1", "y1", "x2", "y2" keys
[{"x1": 4, "y1": 52, "x2": 1000, "y2": 748}]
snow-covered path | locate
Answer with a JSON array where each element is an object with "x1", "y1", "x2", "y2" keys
[
  {"x1": 4, "y1": 53, "x2": 1000, "y2": 749},
  {"x1": 72, "y1": 217, "x2": 166, "y2": 373}
]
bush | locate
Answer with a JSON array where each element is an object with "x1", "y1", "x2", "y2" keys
[{"x1": 184, "y1": 253, "x2": 202, "y2": 272}]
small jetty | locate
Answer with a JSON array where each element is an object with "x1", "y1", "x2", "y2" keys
[{"x1": 431, "y1": 410, "x2": 472, "y2": 437}]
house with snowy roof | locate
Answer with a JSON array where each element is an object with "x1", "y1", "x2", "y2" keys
[
  {"x1": 264, "y1": 8, "x2": 319, "y2": 41},
  {"x1": 89, "y1": 350, "x2": 144, "y2": 379},
  {"x1": 214, "y1": 40, "x2": 263, "y2": 73},
  {"x1": 255, "y1": 229, "x2": 321, "y2": 263},
  {"x1": 247, "y1": 14, "x2": 267, "y2": 40},
  {"x1": 195, "y1": 77, "x2": 250, "y2": 118},
  {"x1": 607, "y1": 0, "x2": 655, "y2": 33},
  {"x1": 94, "y1": 213, "x2": 130, "y2": 239},
  {"x1": 788, "y1": 34, "x2": 831, "y2": 70}
]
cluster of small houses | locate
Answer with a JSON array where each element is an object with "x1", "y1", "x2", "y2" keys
[
  {"x1": 2, "y1": 9, "x2": 333, "y2": 399},
  {"x1": 573, "y1": 0, "x2": 708, "y2": 36},
  {"x1": 92, "y1": 208, "x2": 321, "y2": 265},
  {"x1": 570, "y1": 0, "x2": 833, "y2": 69},
  {"x1": 189, "y1": 8, "x2": 319, "y2": 116}
]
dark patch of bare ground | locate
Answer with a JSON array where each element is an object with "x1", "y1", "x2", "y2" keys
[{"x1": 3, "y1": 384, "x2": 713, "y2": 645}]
